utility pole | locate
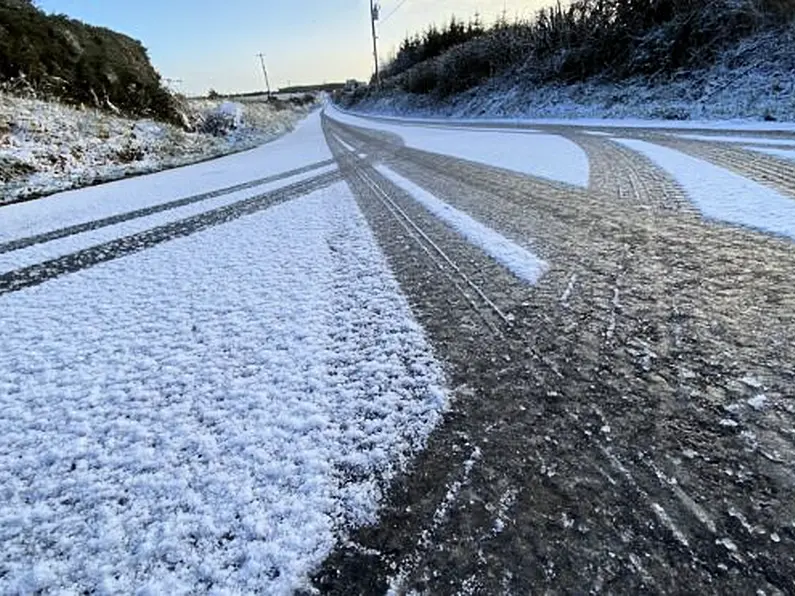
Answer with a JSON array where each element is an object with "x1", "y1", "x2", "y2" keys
[
  {"x1": 369, "y1": 0, "x2": 380, "y2": 87},
  {"x1": 256, "y1": 53, "x2": 272, "y2": 98}
]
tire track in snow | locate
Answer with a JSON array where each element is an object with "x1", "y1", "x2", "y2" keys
[
  {"x1": 642, "y1": 134, "x2": 795, "y2": 201},
  {"x1": 323, "y1": 126, "x2": 701, "y2": 591},
  {"x1": 0, "y1": 180, "x2": 449, "y2": 594},
  {"x1": 555, "y1": 130, "x2": 692, "y2": 212},
  {"x1": 0, "y1": 169, "x2": 341, "y2": 295},
  {"x1": 0, "y1": 159, "x2": 335, "y2": 255},
  {"x1": 614, "y1": 138, "x2": 795, "y2": 240}
]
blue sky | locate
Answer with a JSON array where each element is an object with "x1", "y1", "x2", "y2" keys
[{"x1": 36, "y1": 0, "x2": 551, "y2": 95}]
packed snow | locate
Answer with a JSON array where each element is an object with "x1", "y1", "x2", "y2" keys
[
  {"x1": 0, "y1": 181, "x2": 448, "y2": 594},
  {"x1": 0, "y1": 111, "x2": 331, "y2": 243},
  {"x1": 375, "y1": 165, "x2": 549, "y2": 285},
  {"x1": 614, "y1": 138, "x2": 795, "y2": 240},
  {"x1": 325, "y1": 106, "x2": 589, "y2": 188}
]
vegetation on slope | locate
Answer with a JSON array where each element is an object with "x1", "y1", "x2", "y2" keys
[
  {"x1": 0, "y1": 0, "x2": 181, "y2": 124},
  {"x1": 363, "y1": 0, "x2": 795, "y2": 100}
]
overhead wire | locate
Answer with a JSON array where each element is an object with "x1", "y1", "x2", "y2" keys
[{"x1": 380, "y1": 0, "x2": 410, "y2": 24}]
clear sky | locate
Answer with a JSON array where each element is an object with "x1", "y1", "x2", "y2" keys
[{"x1": 35, "y1": 0, "x2": 553, "y2": 96}]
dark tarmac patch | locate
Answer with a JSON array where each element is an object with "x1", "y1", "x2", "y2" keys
[{"x1": 314, "y1": 118, "x2": 795, "y2": 594}]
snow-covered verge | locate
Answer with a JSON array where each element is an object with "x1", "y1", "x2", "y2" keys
[
  {"x1": 0, "y1": 93, "x2": 315, "y2": 204},
  {"x1": 345, "y1": 25, "x2": 795, "y2": 123},
  {"x1": 0, "y1": 181, "x2": 448, "y2": 594}
]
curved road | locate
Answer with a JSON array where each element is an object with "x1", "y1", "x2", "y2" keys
[
  {"x1": 1, "y1": 106, "x2": 794, "y2": 594},
  {"x1": 317, "y1": 110, "x2": 795, "y2": 595}
]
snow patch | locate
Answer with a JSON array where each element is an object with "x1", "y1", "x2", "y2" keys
[
  {"x1": 0, "y1": 164, "x2": 337, "y2": 274},
  {"x1": 0, "y1": 92, "x2": 313, "y2": 204},
  {"x1": 0, "y1": 182, "x2": 448, "y2": 593},
  {"x1": 332, "y1": 134, "x2": 358, "y2": 154},
  {"x1": 0, "y1": 111, "x2": 332, "y2": 243},
  {"x1": 672, "y1": 134, "x2": 795, "y2": 147},
  {"x1": 745, "y1": 146, "x2": 795, "y2": 161},
  {"x1": 218, "y1": 101, "x2": 244, "y2": 127},
  {"x1": 747, "y1": 395, "x2": 769, "y2": 411},
  {"x1": 326, "y1": 106, "x2": 590, "y2": 187},
  {"x1": 375, "y1": 164, "x2": 549, "y2": 285},
  {"x1": 614, "y1": 138, "x2": 795, "y2": 240}
]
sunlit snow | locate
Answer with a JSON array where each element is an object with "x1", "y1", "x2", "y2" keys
[
  {"x1": 325, "y1": 106, "x2": 590, "y2": 188},
  {"x1": 0, "y1": 182, "x2": 448, "y2": 594},
  {"x1": 614, "y1": 138, "x2": 795, "y2": 240}
]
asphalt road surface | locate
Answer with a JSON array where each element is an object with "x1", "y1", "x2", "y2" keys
[{"x1": 315, "y1": 112, "x2": 795, "y2": 595}]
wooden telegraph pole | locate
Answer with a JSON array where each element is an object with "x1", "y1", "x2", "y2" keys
[
  {"x1": 369, "y1": 0, "x2": 380, "y2": 87},
  {"x1": 256, "y1": 53, "x2": 272, "y2": 98}
]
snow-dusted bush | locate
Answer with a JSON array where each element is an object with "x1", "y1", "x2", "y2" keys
[
  {"x1": 374, "y1": 0, "x2": 795, "y2": 99},
  {"x1": 348, "y1": 21, "x2": 795, "y2": 122},
  {"x1": 198, "y1": 101, "x2": 245, "y2": 136},
  {"x1": 0, "y1": 0, "x2": 182, "y2": 125},
  {"x1": 0, "y1": 93, "x2": 313, "y2": 203}
]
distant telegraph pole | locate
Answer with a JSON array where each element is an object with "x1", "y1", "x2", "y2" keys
[
  {"x1": 256, "y1": 53, "x2": 272, "y2": 98},
  {"x1": 369, "y1": 0, "x2": 380, "y2": 87}
]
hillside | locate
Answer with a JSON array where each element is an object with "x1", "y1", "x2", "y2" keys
[
  {"x1": 0, "y1": 0, "x2": 179, "y2": 124},
  {"x1": 341, "y1": 0, "x2": 795, "y2": 121}
]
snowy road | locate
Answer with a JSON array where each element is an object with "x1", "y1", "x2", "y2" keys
[{"x1": 2, "y1": 107, "x2": 795, "y2": 594}]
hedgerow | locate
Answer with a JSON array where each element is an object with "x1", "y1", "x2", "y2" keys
[{"x1": 375, "y1": 0, "x2": 795, "y2": 98}]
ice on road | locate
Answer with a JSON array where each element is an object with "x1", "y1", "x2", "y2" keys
[{"x1": 0, "y1": 181, "x2": 448, "y2": 594}]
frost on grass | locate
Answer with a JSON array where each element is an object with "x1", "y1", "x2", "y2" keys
[
  {"x1": 0, "y1": 92, "x2": 313, "y2": 204},
  {"x1": 0, "y1": 183, "x2": 448, "y2": 594},
  {"x1": 345, "y1": 25, "x2": 795, "y2": 124},
  {"x1": 0, "y1": 110, "x2": 332, "y2": 245}
]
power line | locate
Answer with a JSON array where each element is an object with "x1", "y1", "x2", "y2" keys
[{"x1": 381, "y1": 0, "x2": 409, "y2": 24}]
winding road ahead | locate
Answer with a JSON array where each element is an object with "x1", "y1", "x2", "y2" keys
[{"x1": 2, "y1": 106, "x2": 794, "y2": 594}]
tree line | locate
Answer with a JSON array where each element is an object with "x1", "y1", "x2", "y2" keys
[{"x1": 374, "y1": 0, "x2": 795, "y2": 97}]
